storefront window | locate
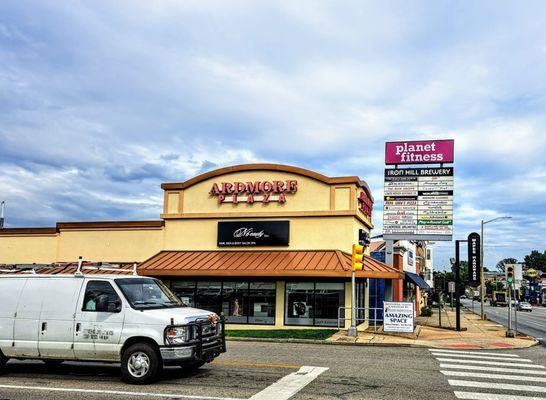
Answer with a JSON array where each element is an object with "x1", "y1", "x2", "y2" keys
[
  {"x1": 285, "y1": 282, "x2": 315, "y2": 326},
  {"x1": 249, "y1": 282, "x2": 276, "y2": 324},
  {"x1": 314, "y1": 283, "x2": 344, "y2": 327},
  {"x1": 168, "y1": 279, "x2": 276, "y2": 325},
  {"x1": 196, "y1": 281, "x2": 222, "y2": 314},
  {"x1": 285, "y1": 282, "x2": 345, "y2": 327},
  {"x1": 171, "y1": 281, "x2": 196, "y2": 307},
  {"x1": 222, "y1": 281, "x2": 249, "y2": 324}
]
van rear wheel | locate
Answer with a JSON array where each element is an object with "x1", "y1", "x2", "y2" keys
[{"x1": 121, "y1": 343, "x2": 162, "y2": 384}]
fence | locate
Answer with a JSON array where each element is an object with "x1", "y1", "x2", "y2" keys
[{"x1": 337, "y1": 306, "x2": 384, "y2": 332}]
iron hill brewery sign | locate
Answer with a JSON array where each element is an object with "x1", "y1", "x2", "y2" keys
[{"x1": 210, "y1": 180, "x2": 298, "y2": 204}]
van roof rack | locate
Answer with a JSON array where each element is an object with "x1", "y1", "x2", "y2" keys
[{"x1": 1, "y1": 257, "x2": 138, "y2": 276}]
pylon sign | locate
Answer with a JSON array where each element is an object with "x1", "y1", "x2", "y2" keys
[{"x1": 467, "y1": 232, "x2": 481, "y2": 286}]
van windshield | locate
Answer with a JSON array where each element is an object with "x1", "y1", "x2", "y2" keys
[{"x1": 115, "y1": 278, "x2": 184, "y2": 309}]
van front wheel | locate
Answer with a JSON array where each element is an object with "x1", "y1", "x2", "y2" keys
[
  {"x1": 121, "y1": 343, "x2": 162, "y2": 384},
  {"x1": 0, "y1": 353, "x2": 8, "y2": 373}
]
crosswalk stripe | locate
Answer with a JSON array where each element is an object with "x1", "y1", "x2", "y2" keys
[
  {"x1": 431, "y1": 353, "x2": 532, "y2": 362},
  {"x1": 435, "y1": 358, "x2": 545, "y2": 368},
  {"x1": 440, "y1": 363, "x2": 546, "y2": 375},
  {"x1": 429, "y1": 349, "x2": 520, "y2": 357},
  {"x1": 441, "y1": 370, "x2": 546, "y2": 383},
  {"x1": 454, "y1": 391, "x2": 546, "y2": 400},
  {"x1": 448, "y1": 380, "x2": 546, "y2": 393}
]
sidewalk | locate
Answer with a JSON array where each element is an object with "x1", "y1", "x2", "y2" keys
[{"x1": 329, "y1": 308, "x2": 538, "y2": 349}]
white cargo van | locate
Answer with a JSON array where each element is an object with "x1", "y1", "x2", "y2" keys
[{"x1": 0, "y1": 273, "x2": 226, "y2": 384}]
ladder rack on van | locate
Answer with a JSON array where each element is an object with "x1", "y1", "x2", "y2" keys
[
  {"x1": 0, "y1": 258, "x2": 138, "y2": 276},
  {"x1": 74, "y1": 257, "x2": 138, "y2": 276}
]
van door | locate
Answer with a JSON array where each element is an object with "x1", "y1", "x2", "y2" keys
[
  {"x1": 0, "y1": 278, "x2": 27, "y2": 358},
  {"x1": 74, "y1": 280, "x2": 125, "y2": 361},
  {"x1": 12, "y1": 278, "x2": 49, "y2": 358},
  {"x1": 38, "y1": 278, "x2": 84, "y2": 359}
]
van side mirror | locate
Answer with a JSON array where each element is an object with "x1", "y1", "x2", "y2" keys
[
  {"x1": 109, "y1": 299, "x2": 122, "y2": 313},
  {"x1": 95, "y1": 294, "x2": 109, "y2": 312}
]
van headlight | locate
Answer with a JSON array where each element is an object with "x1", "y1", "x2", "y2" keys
[{"x1": 165, "y1": 326, "x2": 191, "y2": 344}]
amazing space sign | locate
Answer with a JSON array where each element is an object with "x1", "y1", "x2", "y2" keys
[{"x1": 383, "y1": 302, "x2": 414, "y2": 333}]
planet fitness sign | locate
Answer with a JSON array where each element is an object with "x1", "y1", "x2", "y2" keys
[{"x1": 385, "y1": 139, "x2": 454, "y2": 165}]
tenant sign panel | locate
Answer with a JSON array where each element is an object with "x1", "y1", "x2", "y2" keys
[
  {"x1": 383, "y1": 167, "x2": 453, "y2": 241},
  {"x1": 467, "y1": 232, "x2": 481, "y2": 286},
  {"x1": 383, "y1": 302, "x2": 414, "y2": 333}
]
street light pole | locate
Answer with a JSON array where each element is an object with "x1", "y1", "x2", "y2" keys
[{"x1": 480, "y1": 216, "x2": 512, "y2": 320}]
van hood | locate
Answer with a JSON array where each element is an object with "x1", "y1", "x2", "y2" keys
[{"x1": 135, "y1": 306, "x2": 216, "y2": 325}]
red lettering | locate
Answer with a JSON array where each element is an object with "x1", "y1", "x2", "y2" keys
[
  {"x1": 246, "y1": 181, "x2": 260, "y2": 193},
  {"x1": 288, "y1": 180, "x2": 298, "y2": 192},
  {"x1": 218, "y1": 194, "x2": 225, "y2": 203},
  {"x1": 234, "y1": 182, "x2": 246, "y2": 194},
  {"x1": 278, "y1": 193, "x2": 286, "y2": 203},
  {"x1": 210, "y1": 183, "x2": 221, "y2": 195},
  {"x1": 222, "y1": 182, "x2": 234, "y2": 194},
  {"x1": 261, "y1": 181, "x2": 273, "y2": 192},
  {"x1": 263, "y1": 193, "x2": 270, "y2": 203},
  {"x1": 246, "y1": 194, "x2": 254, "y2": 204},
  {"x1": 232, "y1": 194, "x2": 238, "y2": 204}
]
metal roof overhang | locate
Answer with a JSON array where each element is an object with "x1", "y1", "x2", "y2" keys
[{"x1": 138, "y1": 250, "x2": 404, "y2": 280}]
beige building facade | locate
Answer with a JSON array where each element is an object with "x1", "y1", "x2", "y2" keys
[{"x1": 0, "y1": 164, "x2": 402, "y2": 330}]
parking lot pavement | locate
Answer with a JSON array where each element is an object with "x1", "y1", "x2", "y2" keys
[{"x1": 2, "y1": 341, "x2": 545, "y2": 400}]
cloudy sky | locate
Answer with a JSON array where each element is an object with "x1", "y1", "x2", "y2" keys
[{"x1": 1, "y1": 1, "x2": 545, "y2": 270}]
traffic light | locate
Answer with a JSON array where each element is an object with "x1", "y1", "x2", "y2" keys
[
  {"x1": 506, "y1": 264, "x2": 514, "y2": 284},
  {"x1": 352, "y1": 244, "x2": 364, "y2": 271}
]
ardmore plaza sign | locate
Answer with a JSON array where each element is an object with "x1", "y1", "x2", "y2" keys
[{"x1": 210, "y1": 180, "x2": 298, "y2": 204}]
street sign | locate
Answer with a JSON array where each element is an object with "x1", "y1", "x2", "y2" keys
[
  {"x1": 448, "y1": 281, "x2": 455, "y2": 293},
  {"x1": 383, "y1": 167, "x2": 453, "y2": 241},
  {"x1": 383, "y1": 302, "x2": 414, "y2": 333},
  {"x1": 467, "y1": 232, "x2": 481, "y2": 286}
]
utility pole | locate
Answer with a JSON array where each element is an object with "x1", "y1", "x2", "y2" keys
[{"x1": 0, "y1": 201, "x2": 5, "y2": 228}]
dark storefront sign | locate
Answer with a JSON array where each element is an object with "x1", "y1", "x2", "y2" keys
[
  {"x1": 218, "y1": 221, "x2": 290, "y2": 247},
  {"x1": 467, "y1": 232, "x2": 481, "y2": 285}
]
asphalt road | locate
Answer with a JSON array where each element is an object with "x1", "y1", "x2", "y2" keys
[
  {"x1": 1, "y1": 341, "x2": 545, "y2": 400},
  {"x1": 463, "y1": 298, "x2": 546, "y2": 345}
]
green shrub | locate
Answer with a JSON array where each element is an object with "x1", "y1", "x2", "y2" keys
[{"x1": 421, "y1": 306, "x2": 432, "y2": 317}]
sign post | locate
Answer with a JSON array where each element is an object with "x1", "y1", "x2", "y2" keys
[{"x1": 467, "y1": 232, "x2": 481, "y2": 286}]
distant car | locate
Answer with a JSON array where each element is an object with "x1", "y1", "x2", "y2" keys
[{"x1": 517, "y1": 302, "x2": 533, "y2": 312}]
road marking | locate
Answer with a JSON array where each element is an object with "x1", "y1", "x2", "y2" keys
[
  {"x1": 0, "y1": 385, "x2": 244, "y2": 400},
  {"x1": 435, "y1": 358, "x2": 545, "y2": 368},
  {"x1": 448, "y1": 380, "x2": 546, "y2": 393},
  {"x1": 431, "y1": 353, "x2": 532, "y2": 362},
  {"x1": 454, "y1": 391, "x2": 546, "y2": 400},
  {"x1": 441, "y1": 370, "x2": 546, "y2": 382},
  {"x1": 440, "y1": 363, "x2": 546, "y2": 375},
  {"x1": 214, "y1": 360, "x2": 301, "y2": 369},
  {"x1": 249, "y1": 365, "x2": 328, "y2": 400},
  {"x1": 429, "y1": 349, "x2": 520, "y2": 357}
]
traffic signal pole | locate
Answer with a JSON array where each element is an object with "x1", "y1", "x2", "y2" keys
[{"x1": 348, "y1": 269, "x2": 357, "y2": 337}]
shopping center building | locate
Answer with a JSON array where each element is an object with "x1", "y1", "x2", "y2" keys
[{"x1": 0, "y1": 164, "x2": 404, "y2": 330}]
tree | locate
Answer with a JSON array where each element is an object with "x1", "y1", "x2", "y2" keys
[
  {"x1": 496, "y1": 258, "x2": 518, "y2": 273},
  {"x1": 523, "y1": 250, "x2": 546, "y2": 270}
]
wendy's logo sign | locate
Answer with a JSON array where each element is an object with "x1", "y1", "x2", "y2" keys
[
  {"x1": 210, "y1": 180, "x2": 298, "y2": 204},
  {"x1": 233, "y1": 227, "x2": 269, "y2": 239}
]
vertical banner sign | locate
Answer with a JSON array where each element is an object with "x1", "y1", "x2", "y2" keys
[{"x1": 467, "y1": 232, "x2": 481, "y2": 286}]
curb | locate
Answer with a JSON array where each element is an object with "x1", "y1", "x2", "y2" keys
[{"x1": 226, "y1": 336, "x2": 538, "y2": 350}]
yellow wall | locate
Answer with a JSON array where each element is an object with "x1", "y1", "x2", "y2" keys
[
  {"x1": 57, "y1": 229, "x2": 164, "y2": 263},
  {"x1": 163, "y1": 216, "x2": 356, "y2": 253},
  {"x1": 174, "y1": 171, "x2": 332, "y2": 215},
  {"x1": 0, "y1": 234, "x2": 57, "y2": 264}
]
